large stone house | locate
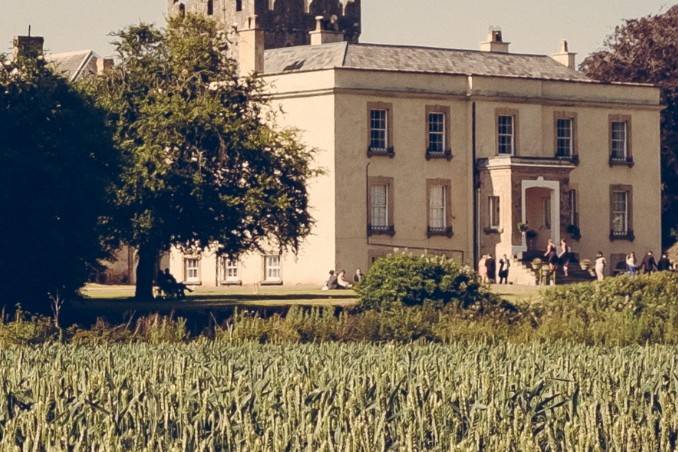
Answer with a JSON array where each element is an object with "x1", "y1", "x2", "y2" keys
[{"x1": 157, "y1": 0, "x2": 662, "y2": 287}]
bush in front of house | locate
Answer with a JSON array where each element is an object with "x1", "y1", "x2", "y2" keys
[
  {"x1": 356, "y1": 253, "x2": 488, "y2": 311},
  {"x1": 535, "y1": 271, "x2": 678, "y2": 316}
]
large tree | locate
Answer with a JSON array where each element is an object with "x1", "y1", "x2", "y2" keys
[
  {"x1": 581, "y1": 5, "x2": 678, "y2": 247},
  {"x1": 0, "y1": 49, "x2": 119, "y2": 312},
  {"x1": 88, "y1": 15, "x2": 317, "y2": 301}
]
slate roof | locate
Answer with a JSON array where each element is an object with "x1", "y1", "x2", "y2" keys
[
  {"x1": 264, "y1": 42, "x2": 594, "y2": 83},
  {"x1": 46, "y1": 50, "x2": 98, "y2": 82}
]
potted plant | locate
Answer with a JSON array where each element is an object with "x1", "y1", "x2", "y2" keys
[
  {"x1": 566, "y1": 224, "x2": 582, "y2": 240},
  {"x1": 526, "y1": 229, "x2": 538, "y2": 249}
]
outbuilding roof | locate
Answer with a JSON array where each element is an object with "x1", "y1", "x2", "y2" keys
[
  {"x1": 46, "y1": 50, "x2": 98, "y2": 82},
  {"x1": 264, "y1": 41, "x2": 594, "y2": 83}
]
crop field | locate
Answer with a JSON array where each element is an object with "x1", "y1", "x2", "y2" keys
[{"x1": 0, "y1": 342, "x2": 676, "y2": 450}]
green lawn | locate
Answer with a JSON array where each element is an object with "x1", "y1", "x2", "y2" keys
[
  {"x1": 80, "y1": 283, "x2": 540, "y2": 310},
  {"x1": 80, "y1": 284, "x2": 359, "y2": 308}
]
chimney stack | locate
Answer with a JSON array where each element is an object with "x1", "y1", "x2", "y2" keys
[
  {"x1": 238, "y1": 15, "x2": 264, "y2": 77},
  {"x1": 96, "y1": 57, "x2": 115, "y2": 75},
  {"x1": 309, "y1": 16, "x2": 345, "y2": 45},
  {"x1": 480, "y1": 27, "x2": 510, "y2": 53},
  {"x1": 551, "y1": 39, "x2": 577, "y2": 70},
  {"x1": 13, "y1": 35, "x2": 44, "y2": 60}
]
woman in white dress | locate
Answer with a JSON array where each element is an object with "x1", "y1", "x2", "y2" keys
[{"x1": 594, "y1": 251, "x2": 607, "y2": 281}]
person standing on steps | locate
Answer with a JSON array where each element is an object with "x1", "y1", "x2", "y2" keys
[
  {"x1": 558, "y1": 239, "x2": 572, "y2": 278},
  {"x1": 478, "y1": 255, "x2": 488, "y2": 284},
  {"x1": 498, "y1": 254, "x2": 510, "y2": 284},
  {"x1": 657, "y1": 253, "x2": 672, "y2": 272},
  {"x1": 594, "y1": 252, "x2": 607, "y2": 281},
  {"x1": 641, "y1": 251, "x2": 657, "y2": 274},
  {"x1": 626, "y1": 252, "x2": 638, "y2": 276}
]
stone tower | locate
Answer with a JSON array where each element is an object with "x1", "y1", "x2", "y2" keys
[{"x1": 168, "y1": 0, "x2": 361, "y2": 50}]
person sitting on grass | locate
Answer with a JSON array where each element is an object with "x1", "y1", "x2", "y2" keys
[
  {"x1": 322, "y1": 270, "x2": 339, "y2": 290},
  {"x1": 337, "y1": 270, "x2": 353, "y2": 289}
]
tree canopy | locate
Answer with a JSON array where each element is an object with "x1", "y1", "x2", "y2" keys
[
  {"x1": 581, "y1": 5, "x2": 678, "y2": 247},
  {"x1": 87, "y1": 15, "x2": 317, "y2": 300},
  {"x1": 0, "y1": 51, "x2": 119, "y2": 312}
]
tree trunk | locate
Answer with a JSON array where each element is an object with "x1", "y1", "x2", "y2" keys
[{"x1": 135, "y1": 244, "x2": 157, "y2": 302}]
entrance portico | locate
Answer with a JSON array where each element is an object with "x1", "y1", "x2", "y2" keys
[{"x1": 477, "y1": 156, "x2": 576, "y2": 263}]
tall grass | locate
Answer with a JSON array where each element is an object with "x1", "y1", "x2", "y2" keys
[{"x1": 0, "y1": 342, "x2": 676, "y2": 450}]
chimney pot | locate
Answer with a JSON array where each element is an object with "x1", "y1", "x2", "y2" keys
[
  {"x1": 551, "y1": 39, "x2": 577, "y2": 70},
  {"x1": 12, "y1": 35, "x2": 44, "y2": 60},
  {"x1": 480, "y1": 27, "x2": 510, "y2": 53},
  {"x1": 309, "y1": 15, "x2": 345, "y2": 45}
]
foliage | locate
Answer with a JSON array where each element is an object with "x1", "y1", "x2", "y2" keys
[
  {"x1": 86, "y1": 15, "x2": 317, "y2": 300},
  {"x1": 0, "y1": 50, "x2": 119, "y2": 312},
  {"x1": 581, "y1": 5, "x2": 678, "y2": 246},
  {"x1": 0, "y1": 308, "x2": 58, "y2": 346},
  {"x1": 356, "y1": 253, "x2": 487, "y2": 310},
  {"x1": 0, "y1": 342, "x2": 677, "y2": 449},
  {"x1": 535, "y1": 271, "x2": 678, "y2": 315}
]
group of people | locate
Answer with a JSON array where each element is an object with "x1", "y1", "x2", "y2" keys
[
  {"x1": 322, "y1": 269, "x2": 364, "y2": 290},
  {"x1": 478, "y1": 254, "x2": 511, "y2": 284},
  {"x1": 594, "y1": 250, "x2": 673, "y2": 281},
  {"x1": 544, "y1": 239, "x2": 574, "y2": 277}
]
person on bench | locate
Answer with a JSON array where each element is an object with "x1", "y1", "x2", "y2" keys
[{"x1": 157, "y1": 268, "x2": 193, "y2": 299}]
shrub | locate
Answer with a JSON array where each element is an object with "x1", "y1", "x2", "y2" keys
[
  {"x1": 0, "y1": 307, "x2": 59, "y2": 346},
  {"x1": 356, "y1": 253, "x2": 486, "y2": 310},
  {"x1": 535, "y1": 272, "x2": 678, "y2": 316}
]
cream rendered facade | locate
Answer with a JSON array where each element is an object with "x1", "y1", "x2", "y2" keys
[{"x1": 166, "y1": 52, "x2": 662, "y2": 287}]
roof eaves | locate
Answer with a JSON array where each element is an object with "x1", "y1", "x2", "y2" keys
[{"x1": 71, "y1": 50, "x2": 95, "y2": 82}]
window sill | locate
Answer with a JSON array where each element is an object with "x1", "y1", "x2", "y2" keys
[
  {"x1": 184, "y1": 281, "x2": 202, "y2": 286},
  {"x1": 555, "y1": 154, "x2": 579, "y2": 165},
  {"x1": 483, "y1": 227, "x2": 503, "y2": 235},
  {"x1": 261, "y1": 280, "x2": 283, "y2": 286},
  {"x1": 609, "y1": 157, "x2": 634, "y2": 167},
  {"x1": 221, "y1": 281, "x2": 242, "y2": 286},
  {"x1": 368, "y1": 147, "x2": 395, "y2": 158},
  {"x1": 426, "y1": 149, "x2": 453, "y2": 161},
  {"x1": 610, "y1": 230, "x2": 635, "y2": 242},
  {"x1": 427, "y1": 226, "x2": 454, "y2": 238},
  {"x1": 368, "y1": 225, "x2": 396, "y2": 237}
]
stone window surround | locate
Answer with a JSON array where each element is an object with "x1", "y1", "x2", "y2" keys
[
  {"x1": 609, "y1": 184, "x2": 634, "y2": 241},
  {"x1": 488, "y1": 195, "x2": 501, "y2": 231},
  {"x1": 609, "y1": 114, "x2": 634, "y2": 166},
  {"x1": 495, "y1": 108, "x2": 519, "y2": 156},
  {"x1": 367, "y1": 176, "x2": 395, "y2": 236},
  {"x1": 220, "y1": 256, "x2": 242, "y2": 286},
  {"x1": 554, "y1": 111, "x2": 578, "y2": 159},
  {"x1": 568, "y1": 187, "x2": 579, "y2": 227},
  {"x1": 183, "y1": 256, "x2": 202, "y2": 285},
  {"x1": 367, "y1": 102, "x2": 394, "y2": 157},
  {"x1": 426, "y1": 178, "x2": 453, "y2": 237},
  {"x1": 262, "y1": 254, "x2": 283, "y2": 285},
  {"x1": 425, "y1": 105, "x2": 452, "y2": 160}
]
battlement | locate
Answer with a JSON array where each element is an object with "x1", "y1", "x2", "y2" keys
[{"x1": 168, "y1": 0, "x2": 361, "y2": 49}]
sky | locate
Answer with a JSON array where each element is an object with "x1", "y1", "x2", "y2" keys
[{"x1": 1, "y1": 0, "x2": 675, "y2": 59}]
